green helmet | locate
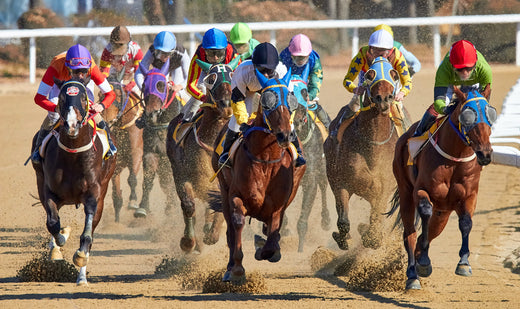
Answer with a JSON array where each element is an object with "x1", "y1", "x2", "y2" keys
[{"x1": 230, "y1": 22, "x2": 252, "y2": 45}]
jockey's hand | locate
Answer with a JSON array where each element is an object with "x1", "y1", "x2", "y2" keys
[
  {"x1": 353, "y1": 86, "x2": 366, "y2": 95},
  {"x1": 395, "y1": 91, "x2": 405, "y2": 102},
  {"x1": 91, "y1": 103, "x2": 105, "y2": 114},
  {"x1": 200, "y1": 94, "x2": 210, "y2": 103},
  {"x1": 135, "y1": 117, "x2": 145, "y2": 129},
  {"x1": 409, "y1": 67, "x2": 416, "y2": 77},
  {"x1": 239, "y1": 123, "x2": 251, "y2": 133},
  {"x1": 168, "y1": 82, "x2": 183, "y2": 93},
  {"x1": 124, "y1": 81, "x2": 136, "y2": 93}
]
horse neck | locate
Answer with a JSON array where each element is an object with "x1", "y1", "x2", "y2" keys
[
  {"x1": 435, "y1": 113, "x2": 474, "y2": 157},
  {"x1": 357, "y1": 102, "x2": 393, "y2": 141},
  {"x1": 196, "y1": 106, "x2": 228, "y2": 144},
  {"x1": 245, "y1": 112, "x2": 280, "y2": 156},
  {"x1": 57, "y1": 122, "x2": 94, "y2": 149}
]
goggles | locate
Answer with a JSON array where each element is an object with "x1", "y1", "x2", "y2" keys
[
  {"x1": 256, "y1": 66, "x2": 276, "y2": 78},
  {"x1": 455, "y1": 66, "x2": 475, "y2": 73},
  {"x1": 205, "y1": 49, "x2": 226, "y2": 59},
  {"x1": 71, "y1": 68, "x2": 89, "y2": 75},
  {"x1": 291, "y1": 55, "x2": 309, "y2": 65},
  {"x1": 155, "y1": 50, "x2": 172, "y2": 59},
  {"x1": 67, "y1": 57, "x2": 91, "y2": 67},
  {"x1": 235, "y1": 43, "x2": 249, "y2": 54}
]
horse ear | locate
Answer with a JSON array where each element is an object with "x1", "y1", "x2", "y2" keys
[
  {"x1": 390, "y1": 69, "x2": 399, "y2": 82},
  {"x1": 481, "y1": 84, "x2": 491, "y2": 101},
  {"x1": 139, "y1": 61, "x2": 149, "y2": 76},
  {"x1": 301, "y1": 63, "x2": 310, "y2": 83},
  {"x1": 365, "y1": 69, "x2": 376, "y2": 82},
  {"x1": 228, "y1": 56, "x2": 240, "y2": 70},
  {"x1": 255, "y1": 68, "x2": 269, "y2": 88},
  {"x1": 160, "y1": 58, "x2": 170, "y2": 76},
  {"x1": 281, "y1": 67, "x2": 292, "y2": 86},
  {"x1": 196, "y1": 59, "x2": 212, "y2": 73},
  {"x1": 453, "y1": 86, "x2": 466, "y2": 102}
]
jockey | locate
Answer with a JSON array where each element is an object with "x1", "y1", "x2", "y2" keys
[
  {"x1": 218, "y1": 42, "x2": 306, "y2": 167},
  {"x1": 32, "y1": 44, "x2": 117, "y2": 164},
  {"x1": 331, "y1": 29, "x2": 412, "y2": 138},
  {"x1": 134, "y1": 31, "x2": 191, "y2": 102},
  {"x1": 230, "y1": 22, "x2": 260, "y2": 61},
  {"x1": 374, "y1": 24, "x2": 422, "y2": 76},
  {"x1": 280, "y1": 33, "x2": 331, "y2": 129},
  {"x1": 181, "y1": 28, "x2": 240, "y2": 122},
  {"x1": 99, "y1": 25, "x2": 144, "y2": 98},
  {"x1": 412, "y1": 39, "x2": 492, "y2": 137}
]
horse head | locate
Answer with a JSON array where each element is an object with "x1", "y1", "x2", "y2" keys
[
  {"x1": 288, "y1": 64, "x2": 311, "y2": 132},
  {"x1": 55, "y1": 77, "x2": 90, "y2": 138},
  {"x1": 256, "y1": 67, "x2": 298, "y2": 148},
  {"x1": 364, "y1": 56, "x2": 399, "y2": 115},
  {"x1": 102, "y1": 75, "x2": 125, "y2": 125},
  {"x1": 451, "y1": 87, "x2": 496, "y2": 166},
  {"x1": 197, "y1": 57, "x2": 239, "y2": 118},
  {"x1": 140, "y1": 58, "x2": 170, "y2": 124}
]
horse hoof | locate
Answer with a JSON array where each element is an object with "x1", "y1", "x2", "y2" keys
[
  {"x1": 455, "y1": 264, "x2": 472, "y2": 277},
  {"x1": 332, "y1": 232, "x2": 348, "y2": 250},
  {"x1": 133, "y1": 208, "x2": 147, "y2": 218},
  {"x1": 254, "y1": 248, "x2": 263, "y2": 261},
  {"x1": 416, "y1": 263, "x2": 432, "y2": 277},
  {"x1": 76, "y1": 278, "x2": 88, "y2": 286},
  {"x1": 73, "y1": 250, "x2": 89, "y2": 267},
  {"x1": 254, "y1": 234, "x2": 266, "y2": 250},
  {"x1": 231, "y1": 274, "x2": 247, "y2": 286},
  {"x1": 50, "y1": 247, "x2": 63, "y2": 260},
  {"x1": 222, "y1": 270, "x2": 232, "y2": 282},
  {"x1": 405, "y1": 278, "x2": 421, "y2": 290},
  {"x1": 203, "y1": 233, "x2": 219, "y2": 246},
  {"x1": 268, "y1": 250, "x2": 281, "y2": 263},
  {"x1": 180, "y1": 236, "x2": 195, "y2": 253},
  {"x1": 127, "y1": 201, "x2": 139, "y2": 210}
]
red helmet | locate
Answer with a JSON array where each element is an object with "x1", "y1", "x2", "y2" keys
[{"x1": 449, "y1": 40, "x2": 477, "y2": 69}]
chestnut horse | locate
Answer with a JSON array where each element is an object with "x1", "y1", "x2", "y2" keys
[
  {"x1": 102, "y1": 73, "x2": 143, "y2": 222},
  {"x1": 290, "y1": 68, "x2": 330, "y2": 253},
  {"x1": 166, "y1": 58, "x2": 238, "y2": 253},
  {"x1": 389, "y1": 88, "x2": 495, "y2": 290},
  {"x1": 211, "y1": 68, "x2": 306, "y2": 284},
  {"x1": 324, "y1": 56, "x2": 401, "y2": 250},
  {"x1": 133, "y1": 59, "x2": 182, "y2": 218},
  {"x1": 30, "y1": 78, "x2": 116, "y2": 285}
]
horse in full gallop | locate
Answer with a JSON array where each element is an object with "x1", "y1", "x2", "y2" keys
[
  {"x1": 31, "y1": 77, "x2": 116, "y2": 285},
  {"x1": 133, "y1": 59, "x2": 183, "y2": 218},
  {"x1": 324, "y1": 56, "x2": 402, "y2": 251},
  {"x1": 211, "y1": 68, "x2": 306, "y2": 284},
  {"x1": 389, "y1": 87, "x2": 495, "y2": 290},
  {"x1": 289, "y1": 67, "x2": 330, "y2": 253},
  {"x1": 166, "y1": 59, "x2": 238, "y2": 253},
  {"x1": 102, "y1": 72, "x2": 143, "y2": 222}
]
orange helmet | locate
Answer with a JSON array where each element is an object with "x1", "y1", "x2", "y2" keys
[{"x1": 449, "y1": 40, "x2": 477, "y2": 69}]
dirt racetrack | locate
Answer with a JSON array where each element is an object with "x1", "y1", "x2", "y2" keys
[{"x1": 1, "y1": 62, "x2": 520, "y2": 308}]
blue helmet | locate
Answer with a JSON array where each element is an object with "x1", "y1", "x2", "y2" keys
[
  {"x1": 65, "y1": 44, "x2": 92, "y2": 70},
  {"x1": 153, "y1": 31, "x2": 176, "y2": 52},
  {"x1": 202, "y1": 28, "x2": 227, "y2": 49}
]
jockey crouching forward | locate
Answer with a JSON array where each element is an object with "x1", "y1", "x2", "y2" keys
[
  {"x1": 412, "y1": 39, "x2": 492, "y2": 137},
  {"x1": 331, "y1": 29, "x2": 412, "y2": 138},
  {"x1": 219, "y1": 42, "x2": 306, "y2": 167},
  {"x1": 32, "y1": 44, "x2": 116, "y2": 164}
]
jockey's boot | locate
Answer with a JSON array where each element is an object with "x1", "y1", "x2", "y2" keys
[
  {"x1": 219, "y1": 130, "x2": 240, "y2": 166},
  {"x1": 412, "y1": 110, "x2": 438, "y2": 137},
  {"x1": 31, "y1": 128, "x2": 51, "y2": 164},
  {"x1": 98, "y1": 120, "x2": 117, "y2": 157},
  {"x1": 292, "y1": 134, "x2": 306, "y2": 167},
  {"x1": 315, "y1": 103, "x2": 331, "y2": 130},
  {"x1": 329, "y1": 105, "x2": 355, "y2": 139}
]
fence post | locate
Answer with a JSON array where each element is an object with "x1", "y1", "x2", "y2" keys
[
  {"x1": 517, "y1": 23, "x2": 520, "y2": 66},
  {"x1": 433, "y1": 25, "x2": 441, "y2": 68},
  {"x1": 351, "y1": 27, "x2": 358, "y2": 58},
  {"x1": 189, "y1": 32, "x2": 196, "y2": 57},
  {"x1": 30, "y1": 37, "x2": 36, "y2": 84},
  {"x1": 270, "y1": 30, "x2": 276, "y2": 47}
]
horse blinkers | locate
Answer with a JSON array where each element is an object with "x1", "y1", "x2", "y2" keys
[
  {"x1": 203, "y1": 64, "x2": 233, "y2": 111},
  {"x1": 59, "y1": 81, "x2": 89, "y2": 137},
  {"x1": 260, "y1": 88, "x2": 296, "y2": 147}
]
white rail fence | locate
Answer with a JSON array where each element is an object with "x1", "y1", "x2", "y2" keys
[{"x1": 2, "y1": 14, "x2": 520, "y2": 83}]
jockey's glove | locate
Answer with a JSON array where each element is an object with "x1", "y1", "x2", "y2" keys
[
  {"x1": 239, "y1": 123, "x2": 252, "y2": 133},
  {"x1": 135, "y1": 117, "x2": 146, "y2": 129}
]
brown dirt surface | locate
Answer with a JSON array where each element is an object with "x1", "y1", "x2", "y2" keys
[{"x1": 1, "y1": 60, "x2": 520, "y2": 308}]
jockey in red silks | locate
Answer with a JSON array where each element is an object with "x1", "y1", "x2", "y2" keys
[{"x1": 32, "y1": 44, "x2": 116, "y2": 164}]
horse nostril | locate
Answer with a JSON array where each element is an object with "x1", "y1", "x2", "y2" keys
[{"x1": 276, "y1": 132, "x2": 289, "y2": 144}]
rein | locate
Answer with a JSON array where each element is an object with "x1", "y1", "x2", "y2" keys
[
  {"x1": 242, "y1": 126, "x2": 286, "y2": 164},
  {"x1": 426, "y1": 116, "x2": 476, "y2": 163}
]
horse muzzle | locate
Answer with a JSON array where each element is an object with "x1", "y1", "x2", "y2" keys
[
  {"x1": 475, "y1": 149, "x2": 492, "y2": 166},
  {"x1": 276, "y1": 132, "x2": 291, "y2": 148}
]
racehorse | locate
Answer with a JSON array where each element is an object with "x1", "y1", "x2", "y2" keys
[
  {"x1": 134, "y1": 59, "x2": 182, "y2": 218},
  {"x1": 211, "y1": 68, "x2": 306, "y2": 284},
  {"x1": 289, "y1": 67, "x2": 330, "y2": 253},
  {"x1": 166, "y1": 59, "x2": 238, "y2": 253},
  {"x1": 389, "y1": 87, "x2": 495, "y2": 290},
  {"x1": 323, "y1": 56, "x2": 401, "y2": 250},
  {"x1": 102, "y1": 72, "x2": 143, "y2": 222},
  {"x1": 30, "y1": 77, "x2": 116, "y2": 285}
]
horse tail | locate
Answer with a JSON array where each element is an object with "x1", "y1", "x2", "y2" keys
[
  {"x1": 386, "y1": 187, "x2": 403, "y2": 230},
  {"x1": 207, "y1": 190, "x2": 223, "y2": 213}
]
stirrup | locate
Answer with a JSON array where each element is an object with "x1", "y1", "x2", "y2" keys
[
  {"x1": 295, "y1": 153, "x2": 306, "y2": 167},
  {"x1": 31, "y1": 150, "x2": 42, "y2": 164},
  {"x1": 218, "y1": 152, "x2": 230, "y2": 166}
]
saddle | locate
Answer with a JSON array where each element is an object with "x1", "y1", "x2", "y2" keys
[
  {"x1": 406, "y1": 117, "x2": 447, "y2": 166},
  {"x1": 171, "y1": 113, "x2": 203, "y2": 147},
  {"x1": 307, "y1": 110, "x2": 329, "y2": 141}
]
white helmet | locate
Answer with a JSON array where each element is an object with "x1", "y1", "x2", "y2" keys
[{"x1": 368, "y1": 29, "x2": 394, "y2": 49}]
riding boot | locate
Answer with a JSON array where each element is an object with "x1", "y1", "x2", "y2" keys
[
  {"x1": 97, "y1": 120, "x2": 117, "y2": 157},
  {"x1": 412, "y1": 110, "x2": 438, "y2": 137},
  {"x1": 31, "y1": 118, "x2": 55, "y2": 164},
  {"x1": 219, "y1": 130, "x2": 240, "y2": 165},
  {"x1": 292, "y1": 134, "x2": 306, "y2": 167},
  {"x1": 330, "y1": 105, "x2": 356, "y2": 139},
  {"x1": 314, "y1": 103, "x2": 331, "y2": 130}
]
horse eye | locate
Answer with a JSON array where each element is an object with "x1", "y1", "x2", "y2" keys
[
  {"x1": 300, "y1": 89, "x2": 308, "y2": 101},
  {"x1": 485, "y1": 105, "x2": 497, "y2": 124},
  {"x1": 287, "y1": 93, "x2": 298, "y2": 112},
  {"x1": 459, "y1": 108, "x2": 477, "y2": 127},
  {"x1": 261, "y1": 91, "x2": 277, "y2": 111}
]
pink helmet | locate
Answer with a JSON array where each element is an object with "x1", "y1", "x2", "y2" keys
[{"x1": 288, "y1": 34, "x2": 312, "y2": 56}]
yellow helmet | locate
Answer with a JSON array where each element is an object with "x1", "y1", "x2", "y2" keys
[{"x1": 374, "y1": 24, "x2": 394, "y2": 37}]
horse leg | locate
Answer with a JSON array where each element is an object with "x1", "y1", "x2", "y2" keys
[
  {"x1": 203, "y1": 207, "x2": 224, "y2": 246},
  {"x1": 331, "y1": 187, "x2": 351, "y2": 250},
  {"x1": 127, "y1": 126, "x2": 143, "y2": 210},
  {"x1": 111, "y1": 172, "x2": 123, "y2": 222},
  {"x1": 297, "y1": 180, "x2": 317, "y2": 252},
  {"x1": 127, "y1": 171, "x2": 139, "y2": 210},
  {"x1": 158, "y1": 156, "x2": 177, "y2": 215},
  {"x1": 178, "y1": 182, "x2": 197, "y2": 253},
  {"x1": 49, "y1": 226, "x2": 71, "y2": 260},
  {"x1": 400, "y1": 188, "x2": 421, "y2": 290},
  {"x1": 359, "y1": 198, "x2": 385, "y2": 249},
  {"x1": 319, "y1": 179, "x2": 331, "y2": 231},
  {"x1": 229, "y1": 196, "x2": 246, "y2": 285},
  {"x1": 135, "y1": 152, "x2": 157, "y2": 218},
  {"x1": 73, "y1": 196, "x2": 97, "y2": 269},
  {"x1": 256, "y1": 212, "x2": 282, "y2": 262},
  {"x1": 415, "y1": 193, "x2": 434, "y2": 277},
  {"x1": 455, "y1": 212, "x2": 473, "y2": 276}
]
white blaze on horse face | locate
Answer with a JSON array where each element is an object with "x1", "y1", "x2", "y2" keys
[{"x1": 66, "y1": 106, "x2": 79, "y2": 134}]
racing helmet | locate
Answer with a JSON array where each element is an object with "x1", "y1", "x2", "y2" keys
[
  {"x1": 153, "y1": 31, "x2": 176, "y2": 52},
  {"x1": 288, "y1": 34, "x2": 312, "y2": 57},
  {"x1": 449, "y1": 40, "x2": 478, "y2": 69},
  {"x1": 65, "y1": 44, "x2": 92, "y2": 70}
]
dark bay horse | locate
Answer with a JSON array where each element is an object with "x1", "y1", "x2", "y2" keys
[
  {"x1": 290, "y1": 69, "x2": 330, "y2": 253},
  {"x1": 389, "y1": 87, "x2": 495, "y2": 290},
  {"x1": 166, "y1": 59, "x2": 238, "y2": 253},
  {"x1": 211, "y1": 68, "x2": 306, "y2": 284},
  {"x1": 102, "y1": 73, "x2": 143, "y2": 222},
  {"x1": 323, "y1": 56, "x2": 400, "y2": 251},
  {"x1": 31, "y1": 78, "x2": 116, "y2": 285},
  {"x1": 134, "y1": 59, "x2": 182, "y2": 218}
]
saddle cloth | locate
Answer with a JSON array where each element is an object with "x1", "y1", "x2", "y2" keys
[
  {"x1": 171, "y1": 114, "x2": 204, "y2": 147},
  {"x1": 406, "y1": 117, "x2": 447, "y2": 166},
  {"x1": 307, "y1": 110, "x2": 329, "y2": 141}
]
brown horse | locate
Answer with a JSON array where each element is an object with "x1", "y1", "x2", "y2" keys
[
  {"x1": 134, "y1": 59, "x2": 182, "y2": 218},
  {"x1": 30, "y1": 78, "x2": 116, "y2": 285},
  {"x1": 211, "y1": 69, "x2": 306, "y2": 284},
  {"x1": 166, "y1": 59, "x2": 238, "y2": 253},
  {"x1": 324, "y1": 56, "x2": 400, "y2": 250},
  {"x1": 389, "y1": 87, "x2": 495, "y2": 290},
  {"x1": 290, "y1": 71, "x2": 330, "y2": 253},
  {"x1": 101, "y1": 73, "x2": 143, "y2": 222}
]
